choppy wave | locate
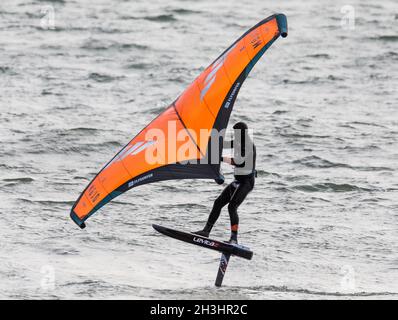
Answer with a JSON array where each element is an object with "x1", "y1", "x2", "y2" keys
[
  {"x1": 17, "y1": 198, "x2": 75, "y2": 206},
  {"x1": 370, "y1": 35, "x2": 398, "y2": 42},
  {"x1": 2, "y1": 177, "x2": 34, "y2": 184},
  {"x1": 293, "y1": 156, "x2": 393, "y2": 172},
  {"x1": 293, "y1": 183, "x2": 371, "y2": 193},
  {"x1": 144, "y1": 14, "x2": 177, "y2": 22},
  {"x1": 81, "y1": 40, "x2": 149, "y2": 51},
  {"x1": 126, "y1": 62, "x2": 152, "y2": 70},
  {"x1": 305, "y1": 53, "x2": 331, "y2": 59},
  {"x1": 169, "y1": 8, "x2": 202, "y2": 15},
  {"x1": 236, "y1": 285, "x2": 398, "y2": 298},
  {"x1": 88, "y1": 72, "x2": 124, "y2": 83}
]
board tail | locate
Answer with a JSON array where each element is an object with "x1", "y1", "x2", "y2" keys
[{"x1": 215, "y1": 253, "x2": 231, "y2": 287}]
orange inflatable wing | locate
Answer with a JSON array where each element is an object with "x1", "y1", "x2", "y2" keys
[{"x1": 70, "y1": 14, "x2": 288, "y2": 228}]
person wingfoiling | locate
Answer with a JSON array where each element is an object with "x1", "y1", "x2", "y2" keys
[{"x1": 194, "y1": 122, "x2": 256, "y2": 243}]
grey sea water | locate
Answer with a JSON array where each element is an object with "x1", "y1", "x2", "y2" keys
[{"x1": 0, "y1": 0, "x2": 397, "y2": 299}]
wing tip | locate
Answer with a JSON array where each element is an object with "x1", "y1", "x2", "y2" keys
[
  {"x1": 275, "y1": 13, "x2": 288, "y2": 38},
  {"x1": 70, "y1": 210, "x2": 86, "y2": 229}
]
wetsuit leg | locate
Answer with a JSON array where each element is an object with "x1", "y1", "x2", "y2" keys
[
  {"x1": 227, "y1": 178, "x2": 254, "y2": 240},
  {"x1": 206, "y1": 182, "x2": 237, "y2": 230}
]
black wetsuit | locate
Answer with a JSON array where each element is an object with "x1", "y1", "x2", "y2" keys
[{"x1": 205, "y1": 138, "x2": 256, "y2": 239}]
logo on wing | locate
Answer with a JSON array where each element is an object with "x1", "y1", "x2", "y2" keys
[
  {"x1": 105, "y1": 140, "x2": 155, "y2": 169},
  {"x1": 200, "y1": 45, "x2": 236, "y2": 101},
  {"x1": 250, "y1": 32, "x2": 262, "y2": 49}
]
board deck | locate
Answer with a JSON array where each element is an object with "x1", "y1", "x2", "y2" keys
[{"x1": 152, "y1": 224, "x2": 253, "y2": 260}]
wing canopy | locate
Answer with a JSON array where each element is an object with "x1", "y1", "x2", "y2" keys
[{"x1": 70, "y1": 14, "x2": 288, "y2": 228}]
